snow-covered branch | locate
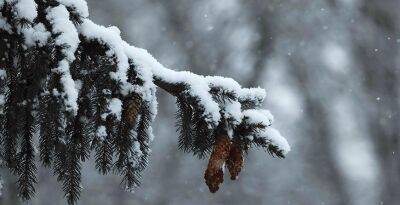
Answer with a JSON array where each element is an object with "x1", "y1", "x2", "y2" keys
[{"x1": 0, "y1": 0, "x2": 290, "y2": 204}]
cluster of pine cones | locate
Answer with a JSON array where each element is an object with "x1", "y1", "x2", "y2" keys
[{"x1": 204, "y1": 135, "x2": 244, "y2": 193}]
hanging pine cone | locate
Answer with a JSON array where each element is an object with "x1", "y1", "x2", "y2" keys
[
  {"x1": 126, "y1": 94, "x2": 142, "y2": 126},
  {"x1": 204, "y1": 168, "x2": 224, "y2": 193},
  {"x1": 204, "y1": 135, "x2": 231, "y2": 193},
  {"x1": 226, "y1": 142, "x2": 244, "y2": 180}
]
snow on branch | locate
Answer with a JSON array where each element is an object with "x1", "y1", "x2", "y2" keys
[{"x1": 0, "y1": 0, "x2": 290, "y2": 204}]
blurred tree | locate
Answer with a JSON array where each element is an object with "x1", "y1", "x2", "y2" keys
[{"x1": 353, "y1": 0, "x2": 400, "y2": 203}]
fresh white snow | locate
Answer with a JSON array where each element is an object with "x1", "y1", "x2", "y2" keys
[
  {"x1": 242, "y1": 109, "x2": 274, "y2": 127},
  {"x1": 261, "y1": 128, "x2": 291, "y2": 155},
  {"x1": 14, "y1": 0, "x2": 37, "y2": 22},
  {"x1": 21, "y1": 23, "x2": 50, "y2": 47},
  {"x1": 0, "y1": 0, "x2": 290, "y2": 157},
  {"x1": 96, "y1": 126, "x2": 107, "y2": 141},
  {"x1": 108, "y1": 98, "x2": 123, "y2": 121},
  {"x1": 57, "y1": 0, "x2": 89, "y2": 18},
  {"x1": 47, "y1": 5, "x2": 80, "y2": 115}
]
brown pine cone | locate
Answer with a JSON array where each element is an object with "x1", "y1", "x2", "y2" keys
[
  {"x1": 204, "y1": 135, "x2": 231, "y2": 193},
  {"x1": 204, "y1": 168, "x2": 223, "y2": 193},
  {"x1": 126, "y1": 94, "x2": 142, "y2": 126},
  {"x1": 226, "y1": 142, "x2": 244, "y2": 180}
]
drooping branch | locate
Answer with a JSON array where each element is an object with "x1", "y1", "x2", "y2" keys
[{"x1": 0, "y1": 0, "x2": 290, "y2": 204}]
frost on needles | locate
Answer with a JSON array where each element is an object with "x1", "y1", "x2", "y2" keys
[{"x1": 0, "y1": 0, "x2": 290, "y2": 204}]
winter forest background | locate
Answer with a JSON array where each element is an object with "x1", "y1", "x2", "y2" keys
[{"x1": 1, "y1": 0, "x2": 399, "y2": 204}]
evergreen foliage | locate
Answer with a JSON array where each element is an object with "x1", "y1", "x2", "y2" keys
[{"x1": 0, "y1": 0, "x2": 290, "y2": 204}]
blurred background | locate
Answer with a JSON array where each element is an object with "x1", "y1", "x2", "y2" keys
[{"x1": 1, "y1": 0, "x2": 399, "y2": 204}]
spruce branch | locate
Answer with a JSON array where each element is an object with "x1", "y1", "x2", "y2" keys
[
  {"x1": 16, "y1": 103, "x2": 37, "y2": 201},
  {"x1": 0, "y1": 0, "x2": 290, "y2": 203},
  {"x1": 175, "y1": 95, "x2": 195, "y2": 152}
]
